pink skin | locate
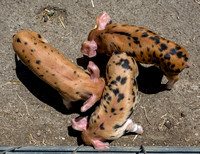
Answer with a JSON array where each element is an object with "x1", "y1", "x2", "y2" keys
[
  {"x1": 81, "y1": 11, "x2": 111, "y2": 57},
  {"x1": 81, "y1": 61, "x2": 100, "y2": 112},
  {"x1": 71, "y1": 117, "x2": 143, "y2": 149}
]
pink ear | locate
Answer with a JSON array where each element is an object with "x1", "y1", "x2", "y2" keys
[
  {"x1": 87, "y1": 61, "x2": 100, "y2": 82},
  {"x1": 91, "y1": 139, "x2": 109, "y2": 149},
  {"x1": 81, "y1": 40, "x2": 97, "y2": 58},
  {"x1": 71, "y1": 116, "x2": 88, "y2": 131},
  {"x1": 96, "y1": 11, "x2": 111, "y2": 30}
]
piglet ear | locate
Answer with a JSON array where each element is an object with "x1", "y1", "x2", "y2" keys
[
  {"x1": 91, "y1": 139, "x2": 109, "y2": 149},
  {"x1": 87, "y1": 61, "x2": 100, "y2": 82},
  {"x1": 71, "y1": 116, "x2": 88, "y2": 131}
]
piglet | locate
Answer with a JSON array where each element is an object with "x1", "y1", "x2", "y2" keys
[
  {"x1": 81, "y1": 11, "x2": 189, "y2": 89},
  {"x1": 72, "y1": 52, "x2": 143, "y2": 149},
  {"x1": 12, "y1": 30, "x2": 105, "y2": 112}
]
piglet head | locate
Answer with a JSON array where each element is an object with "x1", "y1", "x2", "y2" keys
[
  {"x1": 81, "y1": 40, "x2": 97, "y2": 58},
  {"x1": 96, "y1": 11, "x2": 111, "y2": 30},
  {"x1": 82, "y1": 130, "x2": 109, "y2": 149},
  {"x1": 72, "y1": 116, "x2": 109, "y2": 149}
]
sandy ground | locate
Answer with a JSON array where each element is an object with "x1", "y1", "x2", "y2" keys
[{"x1": 0, "y1": 0, "x2": 200, "y2": 147}]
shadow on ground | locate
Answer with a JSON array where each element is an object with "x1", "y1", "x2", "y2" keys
[{"x1": 14, "y1": 54, "x2": 83, "y2": 115}]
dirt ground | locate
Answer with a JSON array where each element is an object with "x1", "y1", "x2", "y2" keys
[{"x1": 0, "y1": 0, "x2": 200, "y2": 148}]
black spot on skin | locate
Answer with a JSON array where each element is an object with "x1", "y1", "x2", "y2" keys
[
  {"x1": 30, "y1": 49, "x2": 35, "y2": 52},
  {"x1": 37, "y1": 67, "x2": 40, "y2": 70},
  {"x1": 114, "y1": 32, "x2": 131, "y2": 37},
  {"x1": 140, "y1": 51, "x2": 143, "y2": 56},
  {"x1": 76, "y1": 92, "x2": 79, "y2": 94},
  {"x1": 150, "y1": 36, "x2": 160, "y2": 44},
  {"x1": 113, "y1": 124, "x2": 121, "y2": 129},
  {"x1": 153, "y1": 52, "x2": 156, "y2": 58},
  {"x1": 129, "y1": 43, "x2": 131, "y2": 47},
  {"x1": 175, "y1": 45, "x2": 181, "y2": 50},
  {"x1": 44, "y1": 46, "x2": 47, "y2": 48},
  {"x1": 74, "y1": 71, "x2": 76, "y2": 74},
  {"x1": 51, "y1": 50, "x2": 53, "y2": 52},
  {"x1": 159, "y1": 43, "x2": 168, "y2": 52},
  {"x1": 120, "y1": 108, "x2": 124, "y2": 111},
  {"x1": 98, "y1": 35, "x2": 102, "y2": 41},
  {"x1": 36, "y1": 60, "x2": 41, "y2": 64},
  {"x1": 54, "y1": 82, "x2": 57, "y2": 84},
  {"x1": 132, "y1": 37, "x2": 140, "y2": 45},
  {"x1": 25, "y1": 56, "x2": 27, "y2": 58},
  {"x1": 112, "y1": 25, "x2": 117, "y2": 29},
  {"x1": 121, "y1": 24, "x2": 127, "y2": 27},
  {"x1": 111, "y1": 108, "x2": 115, "y2": 113},
  {"x1": 111, "y1": 80, "x2": 117, "y2": 85},
  {"x1": 34, "y1": 42, "x2": 37, "y2": 45},
  {"x1": 127, "y1": 37, "x2": 131, "y2": 40},
  {"x1": 97, "y1": 115, "x2": 100, "y2": 119},
  {"x1": 38, "y1": 34, "x2": 42, "y2": 39},
  {"x1": 116, "y1": 59, "x2": 132, "y2": 70},
  {"x1": 141, "y1": 32, "x2": 149, "y2": 37},
  {"x1": 46, "y1": 70, "x2": 48, "y2": 73},
  {"x1": 116, "y1": 76, "x2": 121, "y2": 81},
  {"x1": 177, "y1": 51, "x2": 183, "y2": 58},
  {"x1": 52, "y1": 74, "x2": 55, "y2": 76},
  {"x1": 27, "y1": 60, "x2": 30, "y2": 63},
  {"x1": 167, "y1": 62, "x2": 171, "y2": 66},
  {"x1": 170, "y1": 48, "x2": 177, "y2": 55},
  {"x1": 40, "y1": 75, "x2": 44, "y2": 77},
  {"x1": 171, "y1": 64, "x2": 175, "y2": 68},
  {"x1": 111, "y1": 42, "x2": 117, "y2": 48},
  {"x1": 164, "y1": 54, "x2": 171, "y2": 60},
  {"x1": 121, "y1": 77, "x2": 127, "y2": 85},
  {"x1": 147, "y1": 30, "x2": 156, "y2": 35},
  {"x1": 160, "y1": 53, "x2": 163, "y2": 57},
  {"x1": 147, "y1": 47, "x2": 150, "y2": 52},
  {"x1": 142, "y1": 58, "x2": 145, "y2": 62},
  {"x1": 135, "y1": 29, "x2": 139, "y2": 32},
  {"x1": 24, "y1": 42, "x2": 27, "y2": 45},
  {"x1": 132, "y1": 90, "x2": 135, "y2": 96},
  {"x1": 16, "y1": 38, "x2": 21, "y2": 43},
  {"x1": 106, "y1": 101, "x2": 110, "y2": 105},
  {"x1": 152, "y1": 45, "x2": 154, "y2": 48},
  {"x1": 117, "y1": 93, "x2": 124, "y2": 103},
  {"x1": 103, "y1": 104, "x2": 107, "y2": 110},
  {"x1": 112, "y1": 88, "x2": 119, "y2": 96},
  {"x1": 22, "y1": 49, "x2": 25, "y2": 53}
]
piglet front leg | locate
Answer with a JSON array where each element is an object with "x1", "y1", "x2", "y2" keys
[{"x1": 81, "y1": 61, "x2": 102, "y2": 112}]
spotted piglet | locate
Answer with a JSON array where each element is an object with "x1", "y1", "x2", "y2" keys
[
  {"x1": 72, "y1": 52, "x2": 143, "y2": 149},
  {"x1": 12, "y1": 30, "x2": 105, "y2": 112},
  {"x1": 81, "y1": 11, "x2": 189, "y2": 89}
]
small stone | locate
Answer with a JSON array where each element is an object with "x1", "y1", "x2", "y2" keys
[
  {"x1": 37, "y1": 130, "x2": 41, "y2": 137},
  {"x1": 181, "y1": 112, "x2": 186, "y2": 117},
  {"x1": 164, "y1": 120, "x2": 172, "y2": 129}
]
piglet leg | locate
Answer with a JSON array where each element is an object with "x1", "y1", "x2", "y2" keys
[
  {"x1": 165, "y1": 74, "x2": 179, "y2": 90},
  {"x1": 96, "y1": 11, "x2": 111, "y2": 30},
  {"x1": 125, "y1": 119, "x2": 143, "y2": 134}
]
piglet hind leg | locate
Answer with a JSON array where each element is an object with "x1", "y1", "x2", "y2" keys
[
  {"x1": 125, "y1": 119, "x2": 143, "y2": 135},
  {"x1": 165, "y1": 74, "x2": 179, "y2": 90}
]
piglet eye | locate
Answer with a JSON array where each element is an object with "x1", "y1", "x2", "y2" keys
[{"x1": 12, "y1": 34, "x2": 16, "y2": 38}]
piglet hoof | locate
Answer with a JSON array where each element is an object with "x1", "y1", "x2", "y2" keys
[{"x1": 134, "y1": 124, "x2": 143, "y2": 135}]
